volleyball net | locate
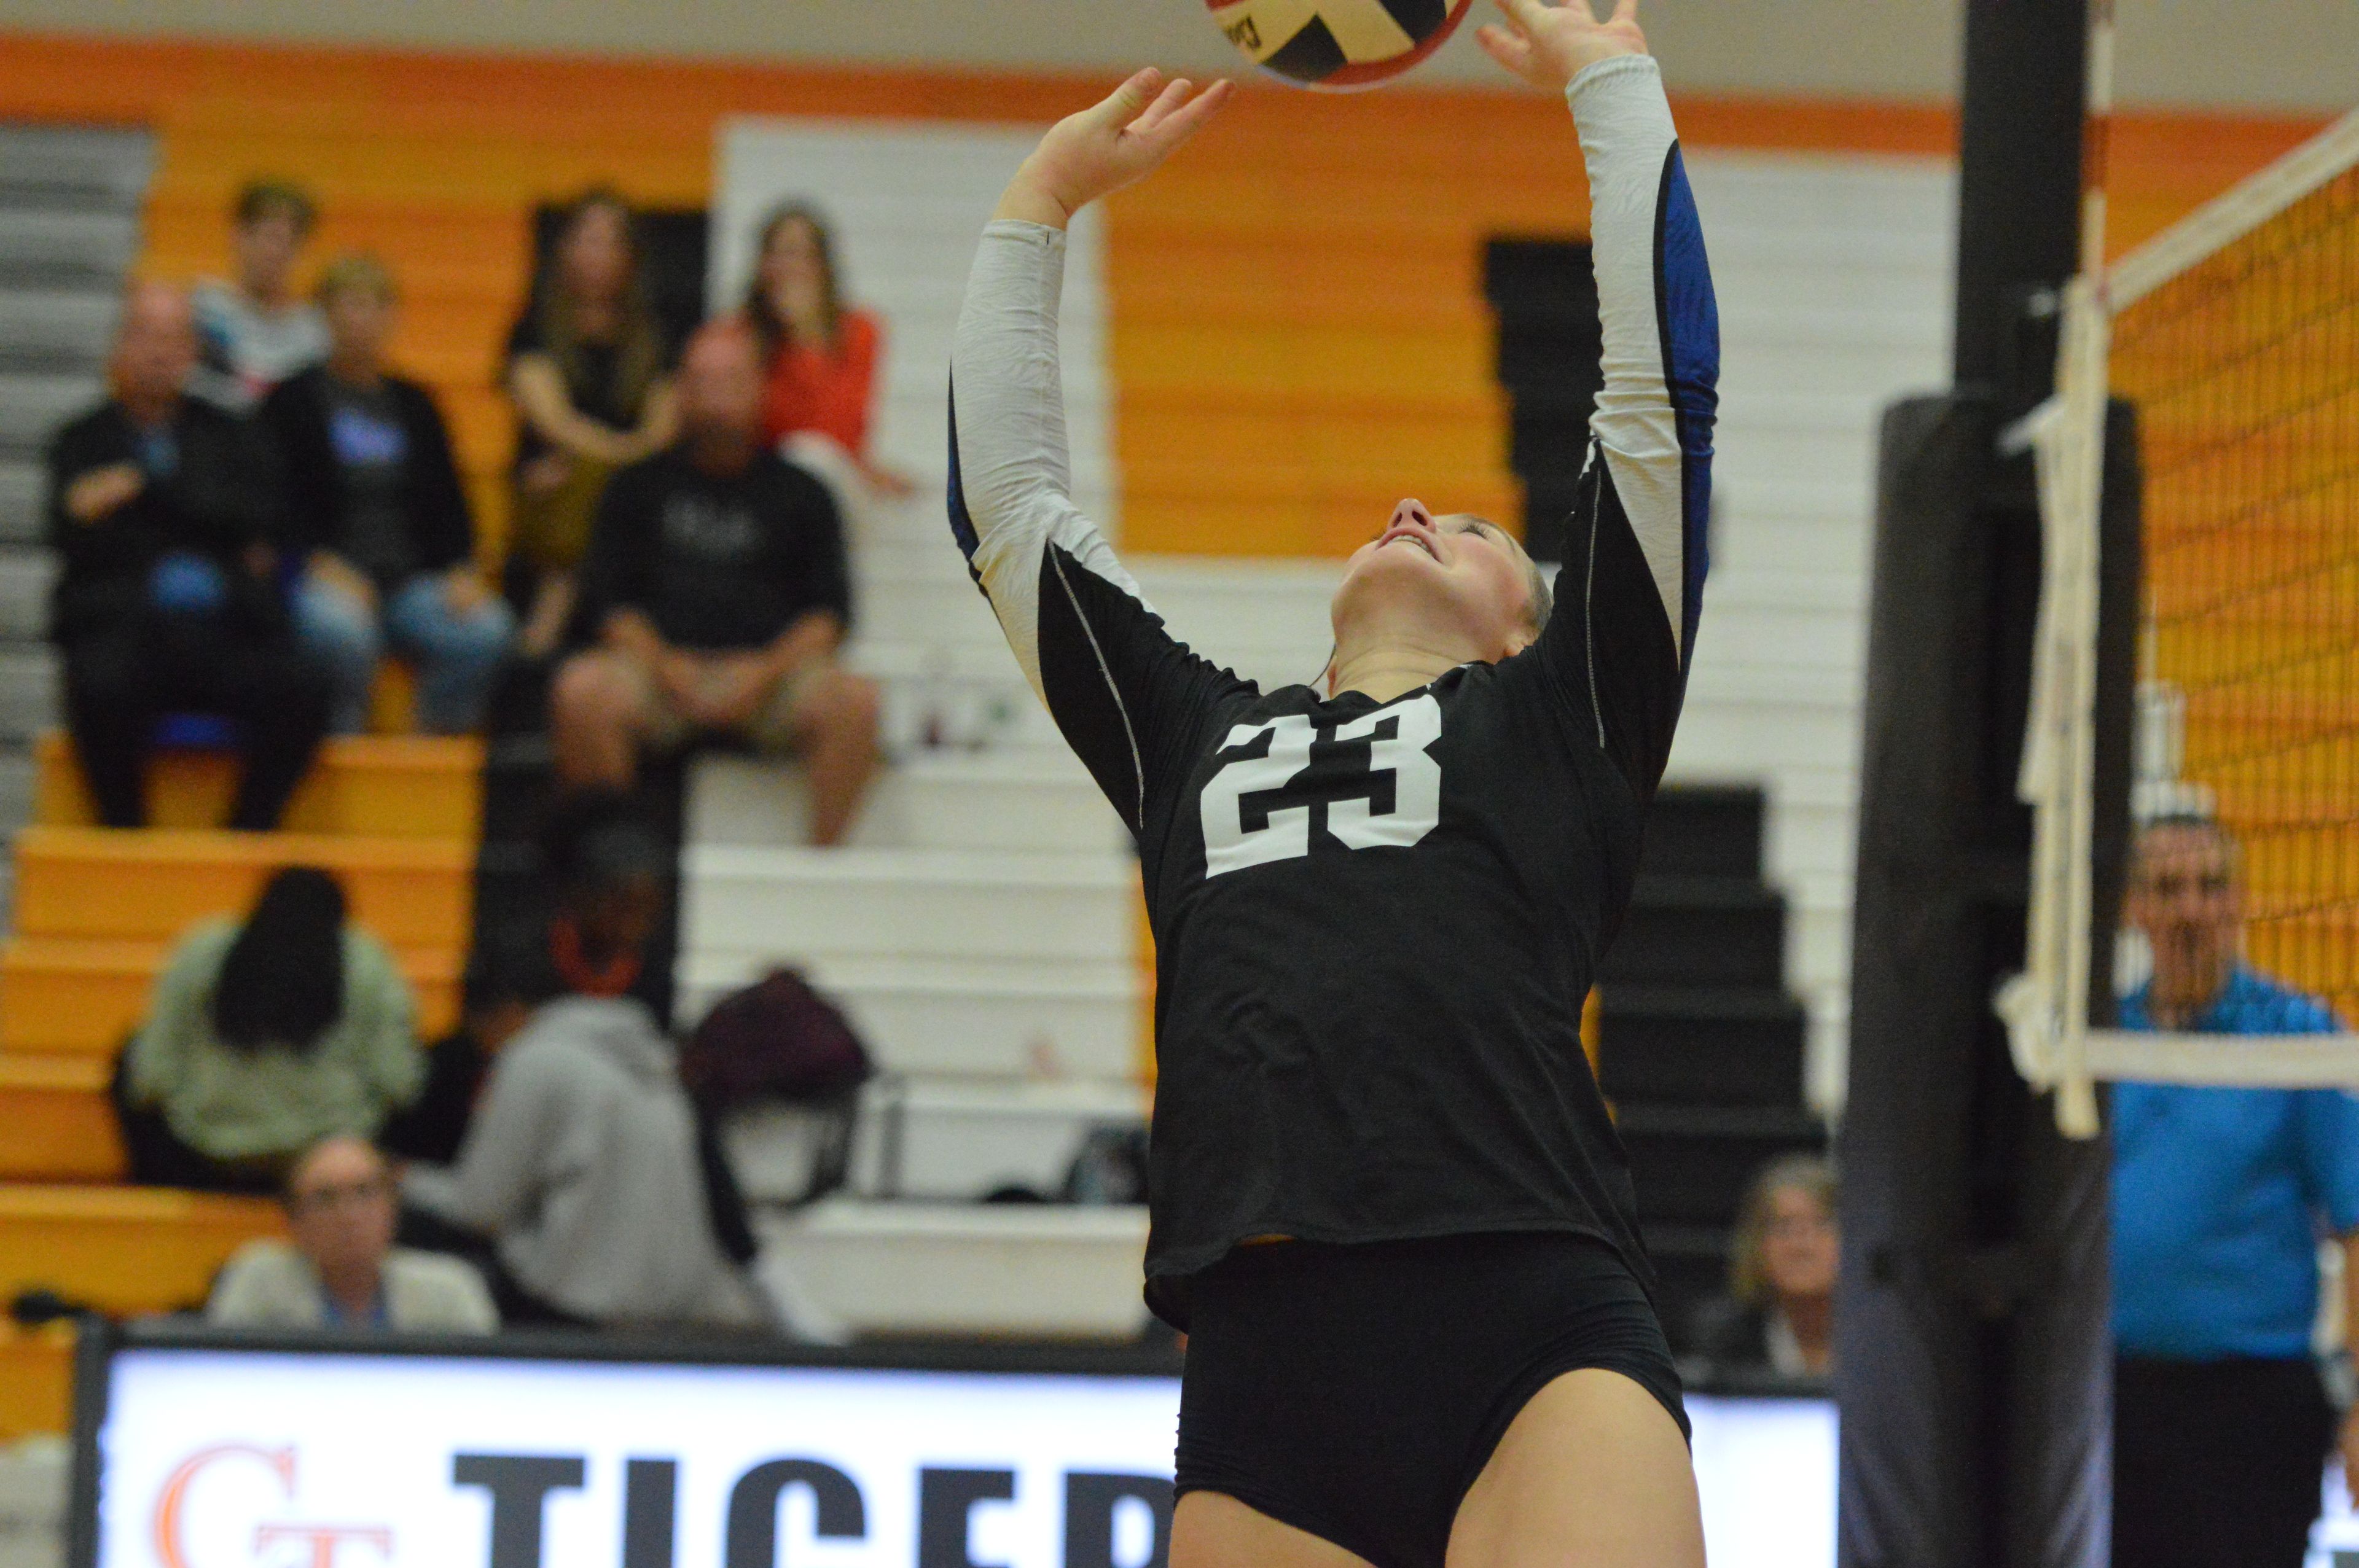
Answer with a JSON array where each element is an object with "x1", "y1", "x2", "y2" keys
[{"x1": 2004, "y1": 103, "x2": 2359, "y2": 1129}]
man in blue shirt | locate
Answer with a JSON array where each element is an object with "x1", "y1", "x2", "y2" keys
[{"x1": 2111, "y1": 814, "x2": 2359, "y2": 1568}]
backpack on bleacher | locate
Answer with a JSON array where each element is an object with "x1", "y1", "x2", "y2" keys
[{"x1": 681, "y1": 969, "x2": 874, "y2": 1209}]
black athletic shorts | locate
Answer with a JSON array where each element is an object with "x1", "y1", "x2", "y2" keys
[{"x1": 1173, "y1": 1230, "x2": 1689, "y2": 1568}]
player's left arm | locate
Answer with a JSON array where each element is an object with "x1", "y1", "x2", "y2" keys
[{"x1": 1485, "y1": 2, "x2": 1718, "y2": 804}]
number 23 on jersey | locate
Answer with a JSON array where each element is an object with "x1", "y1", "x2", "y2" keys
[{"x1": 1200, "y1": 693, "x2": 1445, "y2": 877}]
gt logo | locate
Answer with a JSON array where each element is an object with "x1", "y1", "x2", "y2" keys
[{"x1": 1200, "y1": 694, "x2": 1444, "y2": 876}]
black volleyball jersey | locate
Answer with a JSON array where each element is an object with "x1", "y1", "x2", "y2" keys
[{"x1": 949, "y1": 56, "x2": 1718, "y2": 1327}]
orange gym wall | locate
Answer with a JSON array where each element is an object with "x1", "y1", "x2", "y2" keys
[{"x1": 0, "y1": 29, "x2": 2331, "y2": 563}]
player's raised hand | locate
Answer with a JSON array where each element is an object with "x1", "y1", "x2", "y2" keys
[
  {"x1": 1476, "y1": 0, "x2": 1648, "y2": 92},
  {"x1": 997, "y1": 69, "x2": 1234, "y2": 229}
]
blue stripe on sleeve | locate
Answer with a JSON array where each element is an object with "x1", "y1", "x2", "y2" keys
[
  {"x1": 945, "y1": 378, "x2": 982, "y2": 572},
  {"x1": 1653, "y1": 144, "x2": 1719, "y2": 666}
]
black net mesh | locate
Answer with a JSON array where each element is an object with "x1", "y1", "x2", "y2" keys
[{"x1": 2113, "y1": 157, "x2": 2359, "y2": 1020}]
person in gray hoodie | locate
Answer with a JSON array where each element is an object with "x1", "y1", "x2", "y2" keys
[{"x1": 402, "y1": 805, "x2": 764, "y2": 1328}]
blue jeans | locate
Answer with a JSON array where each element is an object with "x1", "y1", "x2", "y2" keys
[{"x1": 294, "y1": 569, "x2": 515, "y2": 735}]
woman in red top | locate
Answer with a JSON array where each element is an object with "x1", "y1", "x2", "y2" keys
[{"x1": 743, "y1": 205, "x2": 911, "y2": 497}]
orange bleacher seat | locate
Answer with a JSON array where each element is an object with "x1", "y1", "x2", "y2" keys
[
  {"x1": 10, "y1": 829, "x2": 471, "y2": 950},
  {"x1": 0, "y1": 937, "x2": 460, "y2": 1058},
  {"x1": 0, "y1": 1324, "x2": 74, "y2": 1440},
  {"x1": 33, "y1": 732, "x2": 482, "y2": 840},
  {"x1": 0, "y1": 1186, "x2": 281, "y2": 1317},
  {"x1": 0, "y1": 1058, "x2": 123, "y2": 1181}
]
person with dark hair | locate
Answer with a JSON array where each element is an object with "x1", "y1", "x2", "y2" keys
[
  {"x1": 263, "y1": 253, "x2": 515, "y2": 733},
  {"x1": 48, "y1": 281, "x2": 334, "y2": 830},
  {"x1": 117, "y1": 867, "x2": 424, "y2": 1192},
  {"x1": 551, "y1": 320, "x2": 878, "y2": 846},
  {"x1": 1686, "y1": 1153, "x2": 1836, "y2": 1380},
  {"x1": 2111, "y1": 814, "x2": 2359, "y2": 1568},
  {"x1": 208, "y1": 1135, "x2": 498, "y2": 1332},
  {"x1": 503, "y1": 187, "x2": 679, "y2": 657},
  {"x1": 377, "y1": 919, "x2": 550, "y2": 1167},
  {"x1": 743, "y1": 203, "x2": 910, "y2": 497},
  {"x1": 402, "y1": 797, "x2": 766, "y2": 1327},
  {"x1": 191, "y1": 177, "x2": 328, "y2": 410}
]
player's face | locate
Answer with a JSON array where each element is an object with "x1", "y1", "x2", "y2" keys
[
  {"x1": 1759, "y1": 1183, "x2": 1837, "y2": 1301},
  {"x1": 2128, "y1": 822, "x2": 2242, "y2": 1003},
  {"x1": 1332, "y1": 499, "x2": 1538, "y2": 666}
]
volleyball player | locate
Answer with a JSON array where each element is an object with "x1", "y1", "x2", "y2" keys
[{"x1": 949, "y1": 1, "x2": 1716, "y2": 1561}]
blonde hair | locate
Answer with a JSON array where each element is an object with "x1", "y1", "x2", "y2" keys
[
  {"x1": 1728, "y1": 1153, "x2": 1836, "y2": 1306},
  {"x1": 313, "y1": 252, "x2": 397, "y2": 308}
]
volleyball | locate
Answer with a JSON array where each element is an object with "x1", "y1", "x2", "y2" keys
[{"x1": 1206, "y1": 0, "x2": 1477, "y2": 90}]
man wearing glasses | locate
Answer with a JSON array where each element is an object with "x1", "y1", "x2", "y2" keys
[{"x1": 208, "y1": 1136, "x2": 497, "y2": 1332}]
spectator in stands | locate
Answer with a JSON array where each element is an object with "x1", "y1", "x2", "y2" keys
[
  {"x1": 1688, "y1": 1153, "x2": 1836, "y2": 1380},
  {"x1": 743, "y1": 203, "x2": 911, "y2": 497},
  {"x1": 402, "y1": 801, "x2": 765, "y2": 1329},
  {"x1": 503, "y1": 187, "x2": 678, "y2": 657},
  {"x1": 116, "y1": 867, "x2": 424, "y2": 1193},
  {"x1": 550, "y1": 322, "x2": 877, "y2": 846},
  {"x1": 262, "y1": 254, "x2": 514, "y2": 734},
  {"x1": 191, "y1": 179, "x2": 328, "y2": 411},
  {"x1": 379, "y1": 921, "x2": 548, "y2": 1166},
  {"x1": 208, "y1": 1135, "x2": 497, "y2": 1331},
  {"x1": 47, "y1": 281, "x2": 332, "y2": 830},
  {"x1": 2111, "y1": 814, "x2": 2359, "y2": 1568}
]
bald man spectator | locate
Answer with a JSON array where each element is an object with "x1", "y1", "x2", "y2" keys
[
  {"x1": 2111, "y1": 814, "x2": 2359, "y2": 1568},
  {"x1": 45, "y1": 282, "x2": 331, "y2": 830},
  {"x1": 550, "y1": 321, "x2": 877, "y2": 845},
  {"x1": 208, "y1": 1136, "x2": 497, "y2": 1332}
]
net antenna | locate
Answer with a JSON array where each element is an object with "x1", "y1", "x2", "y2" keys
[{"x1": 2001, "y1": 13, "x2": 2359, "y2": 1133}]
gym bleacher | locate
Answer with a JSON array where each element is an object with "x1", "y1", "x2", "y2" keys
[{"x1": 0, "y1": 20, "x2": 2321, "y2": 1470}]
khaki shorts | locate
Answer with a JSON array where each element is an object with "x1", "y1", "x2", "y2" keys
[{"x1": 608, "y1": 648, "x2": 831, "y2": 756}]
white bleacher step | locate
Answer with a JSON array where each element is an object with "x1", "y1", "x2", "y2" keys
[
  {"x1": 0, "y1": 372, "x2": 98, "y2": 453},
  {"x1": 855, "y1": 1076, "x2": 1146, "y2": 1199},
  {"x1": 0, "y1": 646, "x2": 56, "y2": 743},
  {"x1": 753, "y1": 1199, "x2": 1150, "y2": 1340},
  {"x1": 689, "y1": 750, "x2": 1124, "y2": 854},
  {"x1": 0, "y1": 289, "x2": 116, "y2": 371},
  {"x1": 0, "y1": 208, "x2": 138, "y2": 288},
  {"x1": 0, "y1": 462, "x2": 39, "y2": 545},
  {"x1": 678, "y1": 955, "x2": 1138, "y2": 1081},
  {"x1": 0, "y1": 551, "x2": 52, "y2": 642},
  {"x1": 730, "y1": 1076, "x2": 1146, "y2": 1205},
  {"x1": 0, "y1": 126, "x2": 153, "y2": 207},
  {"x1": 0, "y1": 744, "x2": 35, "y2": 840},
  {"x1": 681, "y1": 844, "x2": 1137, "y2": 968}
]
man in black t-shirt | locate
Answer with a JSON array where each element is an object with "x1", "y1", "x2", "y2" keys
[
  {"x1": 46, "y1": 281, "x2": 331, "y2": 829},
  {"x1": 552, "y1": 321, "x2": 878, "y2": 845}
]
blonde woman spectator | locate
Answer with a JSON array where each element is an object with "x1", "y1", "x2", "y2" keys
[
  {"x1": 191, "y1": 179, "x2": 328, "y2": 410},
  {"x1": 1689, "y1": 1153, "x2": 1837, "y2": 1379},
  {"x1": 209, "y1": 1136, "x2": 497, "y2": 1332},
  {"x1": 503, "y1": 187, "x2": 678, "y2": 656},
  {"x1": 117, "y1": 868, "x2": 423, "y2": 1193}
]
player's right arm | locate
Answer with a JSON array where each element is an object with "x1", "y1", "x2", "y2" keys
[{"x1": 949, "y1": 72, "x2": 1238, "y2": 837}]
